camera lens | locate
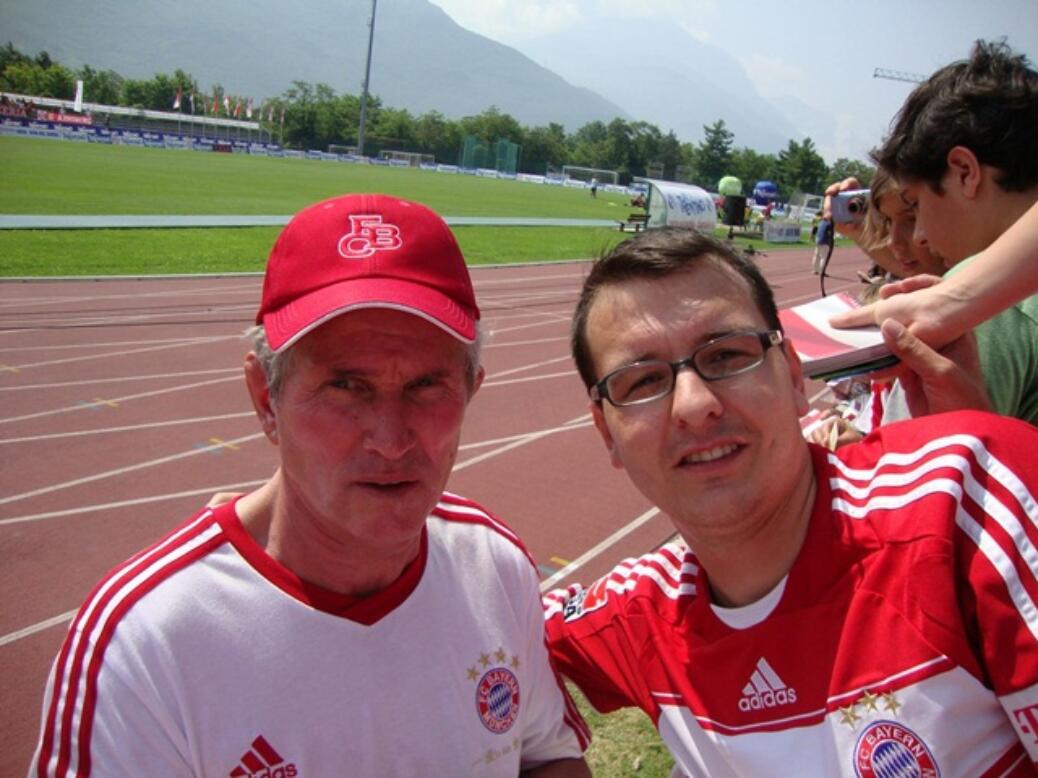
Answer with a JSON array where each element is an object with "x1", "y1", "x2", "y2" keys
[{"x1": 848, "y1": 197, "x2": 866, "y2": 215}]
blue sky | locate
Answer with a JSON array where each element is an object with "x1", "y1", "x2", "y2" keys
[{"x1": 429, "y1": 0, "x2": 1038, "y2": 161}]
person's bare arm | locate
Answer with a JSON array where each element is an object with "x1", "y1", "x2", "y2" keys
[
  {"x1": 823, "y1": 177, "x2": 899, "y2": 272},
  {"x1": 878, "y1": 319, "x2": 991, "y2": 417},
  {"x1": 831, "y1": 200, "x2": 1038, "y2": 347}
]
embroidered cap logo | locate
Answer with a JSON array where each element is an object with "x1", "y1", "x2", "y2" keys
[{"x1": 338, "y1": 214, "x2": 403, "y2": 259}]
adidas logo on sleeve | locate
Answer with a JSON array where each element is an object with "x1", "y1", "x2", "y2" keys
[{"x1": 738, "y1": 657, "x2": 798, "y2": 712}]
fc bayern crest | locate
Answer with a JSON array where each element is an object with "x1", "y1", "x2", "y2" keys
[
  {"x1": 854, "y1": 720, "x2": 940, "y2": 778},
  {"x1": 476, "y1": 667, "x2": 521, "y2": 734}
]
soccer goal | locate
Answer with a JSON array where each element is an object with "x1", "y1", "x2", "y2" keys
[
  {"x1": 560, "y1": 165, "x2": 619, "y2": 185},
  {"x1": 380, "y1": 149, "x2": 436, "y2": 167}
]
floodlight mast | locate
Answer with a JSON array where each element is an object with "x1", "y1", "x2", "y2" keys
[
  {"x1": 872, "y1": 67, "x2": 926, "y2": 84},
  {"x1": 357, "y1": 0, "x2": 378, "y2": 156}
]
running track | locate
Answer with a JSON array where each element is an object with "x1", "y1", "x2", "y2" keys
[{"x1": 0, "y1": 245, "x2": 867, "y2": 771}]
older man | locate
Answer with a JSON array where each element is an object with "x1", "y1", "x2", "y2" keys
[
  {"x1": 544, "y1": 228, "x2": 1038, "y2": 776},
  {"x1": 31, "y1": 194, "x2": 589, "y2": 776}
]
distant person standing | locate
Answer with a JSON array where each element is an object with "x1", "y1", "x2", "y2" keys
[
  {"x1": 812, "y1": 212, "x2": 834, "y2": 275},
  {"x1": 589, "y1": 177, "x2": 599, "y2": 198}
]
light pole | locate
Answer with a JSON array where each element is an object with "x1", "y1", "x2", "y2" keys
[{"x1": 357, "y1": 0, "x2": 377, "y2": 157}]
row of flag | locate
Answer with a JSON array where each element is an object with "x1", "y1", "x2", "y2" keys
[{"x1": 172, "y1": 87, "x2": 284, "y2": 123}]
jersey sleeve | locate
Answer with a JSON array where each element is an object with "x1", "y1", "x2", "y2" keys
[
  {"x1": 845, "y1": 411, "x2": 1038, "y2": 761},
  {"x1": 947, "y1": 416, "x2": 1038, "y2": 759},
  {"x1": 29, "y1": 608, "x2": 193, "y2": 777},
  {"x1": 543, "y1": 544, "x2": 695, "y2": 717},
  {"x1": 513, "y1": 553, "x2": 591, "y2": 767}
]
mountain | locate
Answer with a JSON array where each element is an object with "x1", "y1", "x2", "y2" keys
[
  {"x1": 513, "y1": 19, "x2": 802, "y2": 153},
  {"x1": 0, "y1": 0, "x2": 627, "y2": 132}
]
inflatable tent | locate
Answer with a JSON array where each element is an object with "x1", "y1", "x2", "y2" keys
[{"x1": 643, "y1": 179, "x2": 717, "y2": 232}]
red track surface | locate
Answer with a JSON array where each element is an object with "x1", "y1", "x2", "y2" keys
[{"x1": 0, "y1": 245, "x2": 868, "y2": 772}]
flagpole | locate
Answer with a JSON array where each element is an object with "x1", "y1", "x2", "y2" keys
[{"x1": 357, "y1": 0, "x2": 377, "y2": 157}]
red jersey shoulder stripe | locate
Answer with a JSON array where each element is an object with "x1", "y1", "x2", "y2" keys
[
  {"x1": 433, "y1": 491, "x2": 536, "y2": 568},
  {"x1": 36, "y1": 509, "x2": 226, "y2": 777},
  {"x1": 828, "y1": 433, "x2": 1038, "y2": 644},
  {"x1": 543, "y1": 543, "x2": 697, "y2": 621}
]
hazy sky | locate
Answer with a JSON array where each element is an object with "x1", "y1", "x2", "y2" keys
[{"x1": 429, "y1": 0, "x2": 1038, "y2": 161}]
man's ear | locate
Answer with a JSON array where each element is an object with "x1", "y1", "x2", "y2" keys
[
  {"x1": 590, "y1": 400, "x2": 625, "y2": 470},
  {"x1": 946, "y1": 146, "x2": 983, "y2": 200},
  {"x1": 782, "y1": 340, "x2": 811, "y2": 417},
  {"x1": 244, "y1": 353, "x2": 278, "y2": 444},
  {"x1": 469, "y1": 365, "x2": 486, "y2": 400}
]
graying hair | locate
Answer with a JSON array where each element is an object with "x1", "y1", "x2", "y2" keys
[{"x1": 246, "y1": 321, "x2": 486, "y2": 401}]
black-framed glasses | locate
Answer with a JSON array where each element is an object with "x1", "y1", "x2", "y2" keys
[{"x1": 591, "y1": 330, "x2": 784, "y2": 408}]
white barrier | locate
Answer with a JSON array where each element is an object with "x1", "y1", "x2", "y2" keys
[{"x1": 762, "y1": 221, "x2": 803, "y2": 243}]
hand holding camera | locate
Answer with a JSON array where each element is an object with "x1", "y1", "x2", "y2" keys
[{"x1": 831, "y1": 189, "x2": 870, "y2": 224}]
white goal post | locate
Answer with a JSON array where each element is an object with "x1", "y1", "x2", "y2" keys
[
  {"x1": 380, "y1": 149, "x2": 436, "y2": 167},
  {"x1": 560, "y1": 165, "x2": 619, "y2": 185}
]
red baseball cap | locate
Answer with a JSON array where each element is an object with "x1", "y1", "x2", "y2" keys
[{"x1": 257, "y1": 194, "x2": 480, "y2": 352}]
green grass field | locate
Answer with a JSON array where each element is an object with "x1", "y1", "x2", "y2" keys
[{"x1": 0, "y1": 136, "x2": 810, "y2": 275}]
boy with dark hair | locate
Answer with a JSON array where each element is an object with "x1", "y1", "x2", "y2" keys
[{"x1": 872, "y1": 38, "x2": 1038, "y2": 424}]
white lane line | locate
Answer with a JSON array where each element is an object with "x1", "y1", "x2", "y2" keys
[
  {"x1": 0, "y1": 375, "x2": 241, "y2": 425},
  {"x1": 483, "y1": 371, "x2": 576, "y2": 388},
  {"x1": 0, "y1": 479, "x2": 268, "y2": 527},
  {"x1": 0, "y1": 367, "x2": 239, "y2": 392},
  {"x1": 1, "y1": 336, "x2": 238, "y2": 371},
  {"x1": 0, "y1": 411, "x2": 255, "y2": 445},
  {"x1": 0, "y1": 336, "x2": 234, "y2": 353},
  {"x1": 0, "y1": 431, "x2": 265, "y2": 507},
  {"x1": 0, "y1": 282, "x2": 260, "y2": 310},
  {"x1": 452, "y1": 412, "x2": 590, "y2": 471},
  {"x1": 459, "y1": 420, "x2": 593, "y2": 451},
  {"x1": 0, "y1": 610, "x2": 77, "y2": 647},
  {"x1": 540, "y1": 506, "x2": 662, "y2": 592},
  {"x1": 473, "y1": 270, "x2": 586, "y2": 288},
  {"x1": 485, "y1": 335, "x2": 568, "y2": 349},
  {"x1": 488, "y1": 355, "x2": 572, "y2": 380}
]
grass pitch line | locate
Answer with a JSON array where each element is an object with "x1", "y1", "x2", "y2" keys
[
  {"x1": 540, "y1": 506, "x2": 662, "y2": 592},
  {"x1": 0, "y1": 374, "x2": 240, "y2": 425},
  {"x1": 0, "y1": 432, "x2": 264, "y2": 507}
]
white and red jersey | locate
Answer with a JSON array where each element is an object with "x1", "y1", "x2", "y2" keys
[
  {"x1": 544, "y1": 411, "x2": 1038, "y2": 777},
  {"x1": 32, "y1": 493, "x2": 588, "y2": 777}
]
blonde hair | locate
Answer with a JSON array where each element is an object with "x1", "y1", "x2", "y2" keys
[{"x1": 860, "y1": 167, "x2": 899, "y2": 253}]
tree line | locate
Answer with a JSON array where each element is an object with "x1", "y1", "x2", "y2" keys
[{"x1": 0, "y1": 43, "x2": 874, "y2": 196}]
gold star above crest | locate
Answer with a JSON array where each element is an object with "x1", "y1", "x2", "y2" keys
[
  {"x1": 467, "y1": 666, "x2": 479, "y2": 681},
  {"x1": 882, "y1": 692, "x2": 902, "y2": 715},
  {"x1": 511, "y1": 655, "x2": 520, "y2": 669},
  {"x1": 495, "y1": 647, "x2": 507, "y2": 663},
  {"x1": 479, "y1": 652, "x2": 491, "y2": 667},
  {"x1": 859, "y1": 691, "x2": 880, "y2": 712},
  {"x1": 838, "y1": 704, "x2": 860, "y2": 728}
]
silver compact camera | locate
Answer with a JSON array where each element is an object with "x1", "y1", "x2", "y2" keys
[{"x1": 831, "y1": 189, "x2": 870, "y2": 224}]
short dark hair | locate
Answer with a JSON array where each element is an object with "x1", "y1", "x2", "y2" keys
[
  {"x1": 571, "y1": 229, "x2": 782, "y2": 391},
  {"x1": 873, "y1": 39, "x2": 1038, "y2": 192}
]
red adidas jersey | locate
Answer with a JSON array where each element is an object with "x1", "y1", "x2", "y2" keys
[
  {"x1": 32, "y1": 493, "x2": 588, "y2": 776},
  {"x1": 545, "y1": 411, "x2": 1038, "y2": 777}
]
